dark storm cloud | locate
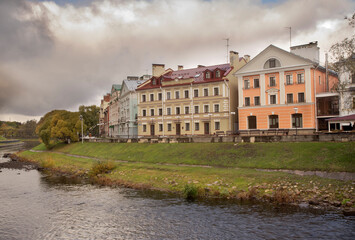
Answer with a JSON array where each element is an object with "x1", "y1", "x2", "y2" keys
[{"x1": 0, "y1": 0, "x2": 354, "y2": 120}]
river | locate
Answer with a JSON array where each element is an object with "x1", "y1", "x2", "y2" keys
[{"x1": 0, "y1": 144, "x2": 354, "y2": 240}]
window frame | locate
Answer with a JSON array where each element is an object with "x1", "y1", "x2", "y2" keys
[
  {"x1": 245, "y1": 97, "x2": 250, "y2": 106},
  {"x1": 194, "y1": 89, "x2": 199, "y2": 97},
  {"x1": 254, "y1": 96, "x2": 260, "y2": 106},
  {"x1": 203, "y1": 88, "x2": 208, "y2": 97},
  {"x1": 204, "y1": 104, "x2": 209, "y2": 113},
  {"x1": 195, "y1": 122, "x2": 200, "y2": 131},
  {"x1": 254, "y1": 78, "x2": 260, "y2": 88},
  {"x1": 287, "y1": 93, "x2": 293, "y2": 104}
]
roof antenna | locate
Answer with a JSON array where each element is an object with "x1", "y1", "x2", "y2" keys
[
  {"x1": 285, "y1": 27, "x2": 291, "y2": 48},
  {"x1": 223, "y1": 38, "x2": 229, "y2": 63}
]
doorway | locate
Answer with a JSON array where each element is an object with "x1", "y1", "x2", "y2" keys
[
  {"x1": 176, "y1": 123, "x2": 181, "y2": 136},
  {"x1": 204, "y1": 122, "x2": 210, "y2": 135},
  {"x1": 150, "y1": 124, "x2": 155, "y2": 136}
]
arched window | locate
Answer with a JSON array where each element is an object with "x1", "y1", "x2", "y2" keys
[{"x1": 264, "y1": 58, "x2": 281, "y2": 69}]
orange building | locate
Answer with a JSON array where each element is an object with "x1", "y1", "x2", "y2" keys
[{"x1": 235, "y1": 43, "x2": 338, "y2": 134}]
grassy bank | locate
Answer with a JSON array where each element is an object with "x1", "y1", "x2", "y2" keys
[
  {"x1": 19, "y1": 149, "x2": 354, "y2": 208},
  {"x1": 33, "y1": 141, "x2": 355, "y2": 172}
]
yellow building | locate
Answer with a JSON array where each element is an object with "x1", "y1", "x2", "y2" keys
[{"x1": 137, "y1": 52, "x2": 249, "y2": 137}]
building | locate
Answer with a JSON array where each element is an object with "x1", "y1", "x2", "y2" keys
[
  {"x1": 117, "y1": 76, "x2": 148, "y2": 138},
  {"x1": 136, "y1": 51, "x2": 249, "y2": 137},
  {"x1": 235, "y1": 42, "x2": 339, "y2": 134},
  {"x1": 99, "y1": 93, "x2": 110, "y2": 137},
  {"x1": 108, "y1": 84, "x2": 122, "y2": 137}
]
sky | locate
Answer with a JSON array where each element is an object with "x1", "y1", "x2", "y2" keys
[{"x1": 0, "y1": 0, "x2": 354, "y2": 123}]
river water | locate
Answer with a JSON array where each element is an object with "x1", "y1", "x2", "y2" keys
[{"x1": 0, "y1": 144, "x2": 354, "y2": 240}]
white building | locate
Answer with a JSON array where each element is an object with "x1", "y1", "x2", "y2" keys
[{"x1": 108, "y1": 84, "x2": 121, "y2": 137}]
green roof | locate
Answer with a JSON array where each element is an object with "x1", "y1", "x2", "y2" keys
[{"x1": 112, "y1": 84, "x2": 122, "y2": 91}]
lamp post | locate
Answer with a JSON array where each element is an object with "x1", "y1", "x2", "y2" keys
[
  {"x1": 80, "y1": 115, "x2": 83, "y2": 144},
  {"x1": 294, "y1": 107, "x2": 298, "y2": 136}
]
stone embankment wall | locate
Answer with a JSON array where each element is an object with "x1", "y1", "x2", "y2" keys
[{"x1": 85, "y1": 132, "x2": 355, "y2": 143}]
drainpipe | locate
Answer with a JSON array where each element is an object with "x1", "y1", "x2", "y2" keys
[
  {"x1": 224, "y1": 79, "x2": 231, "y2": 132},
  {"x1": 160, "y1": 86, "x2": 165, "y2": 137},
  {"x1": 191, "y1": 83, "x2": 194, "y2": 136},
  {"x1": 313, "y1": 63, "x2": 320, "y2": 132}
]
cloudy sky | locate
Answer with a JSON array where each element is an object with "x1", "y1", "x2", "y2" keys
[{"x1": 0, "y1": 0, "x2": 354, "y2": 122}]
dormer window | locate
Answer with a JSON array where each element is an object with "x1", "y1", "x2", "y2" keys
[
  {"x1": 216, "y1": 70, "x2": 221, "y2": 78},
  {"x1": 206, "y1": 71, "x2": 211, "y2": 79},
  {"x1": 264, "y1": 58, "x2": 281, "y2": 69},
  {"x1": 152, "y1": 79, "x2": 156, "y2": 85}
]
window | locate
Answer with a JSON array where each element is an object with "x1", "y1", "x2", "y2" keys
[
  {"x1": 298, "y1": 93, "x2": 305, "y2": 103},
  {"x1": 245, "y1": 97, "x2": 250, "y2": 106},
  {"x1": 269, "y1": 59, "x2": 276, "y2": 68},
  {"x1": 214, "y1": 87, "x2": 219, "y2": 96},
  {"x1": 287, "y1": 93, "x2": 293, "y2": 104},
  {"x1": 158, "y1": 93, "x2": 162, "y2": 101},
  {"x1": 248, "y1": 116, "x2": 257, "y2": 129},
  {"x1": 206, "y1": 71, "x2": 211, "y2": 79},
  {"x1": 204, "y1": 88, "x2": 208, "y2": 96},
  {"x1": 159, "y1": 124, "x2": 163, "y2": 132},
  {"x1": 204, "y1": 105, "x2": 209, "y2": 113},
  {"x1": 150, "y1": 94, "x2": 154, "y2": 101},
  {"x1": 167, "y1": 92, "x2": 171, "y2": 100},
  {"x1": 152, "y1": 79, "x2": 156, "y2": 85},
  {"x1": 270, "y1": 95, "x2": 276, "y2": 104},
  {"x1": 215, "y1": 122, "x2": 220, "y2": 130},
  {"x1": 353, "y1": 97, "x2": 355, "y2": 109},
  {"x1": 214, "y1": 104, "x2": 219, "y2": 112},
  {"x1": 176, "y1": 107, "x2": 180, "y2": 115},
  {"x1": 142, "y1": 95, "x2": 146, "y2": 102},
  {"x1": 142, "y1": 109, "x2": 146, "y2": 116},
  {"x1": 297, "y1": 73, "x2": 304, "y2": 84},
  {"x1": 143, "y1": 125, "x2": 147, "y2": 132},
  {"x1": 194, "y1": 89, "x2": 199, "y2": 97},
  {"x1": 352, "y1": 73, "x2": 355, "y2": 84},
  {"x1": 185, "y1": 123, "x2": 190, "y2": 131},
  {"x1": 292, "y1": 114, "x2": 303, "y2": 128},
  {"x1": 319, "y1": 76, "x2": 321, "y2": 85},
  {"x1": 269, "y1": 115, "x2": 279, "y2": 129},
  {"x1": 167, "y1": 108, "x2": 171, "y2": 115},
  {"x1": 184, "y1": 90, "x2": 189, "y2": 98},
  {"x1": 244, "y1": 79, "x2": 250, "y2": 89},
  {"x1": 254, "y1": 79, "x2": 259, "y2": 88},
  {"x1": 264, "y1": 58, "x2": 280, "y2": 69},
  {"x1": 194, "y1": 106, "x2": 199, "y2": 114},
  {"x1": 269, "y1": 76, "x2": 276, "y2": 87},
  {"x1": 185, "y1": 106, "x2": 189, "y2": 114},
  {"x1": 254, "y1": 96, "x2": 260, "y2": 106},
  {"x1": 286, "y1": 75, "x2": 293, "y2": 85},
  {"x1": 159, "y1": 108, "x2": 162, "y2": 116},
  {"x1": 195, "y1": 122, "x2": 200, "y2": 131},
  {"x1": 175, "y1": 91, "x2": 180, "y2": 99},
  {"x1": 150, "y1": 109, "x2": 154, "y2": 116},
  {"x1": 216, "y1": 70, "x2": 221, "y2": 78},
  {"x1": 167, "y1": 123, "x2": 172, "y2": 131}
]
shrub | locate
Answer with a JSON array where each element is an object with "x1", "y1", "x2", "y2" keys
[
  {"x1": 40, "y1": 157, "x2": 55, "y2": 169},
  {"x1": 183, "y1": 184, "x2": 199, "y2": 200},
  {"x1": 89, "y1": 161, "x2": 116, "y2": 177},
  {"x1": 273, "y1": 188, "x2": 295, "y2": 204}
]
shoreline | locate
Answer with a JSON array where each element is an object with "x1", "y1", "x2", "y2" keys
[{"x1": 7, "y1": 151, "x2": 355, "y2": 216}]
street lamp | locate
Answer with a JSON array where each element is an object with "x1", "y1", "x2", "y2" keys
[
  {"x1": 294, "y1": 107, "x2": 298, "y2": 136},
  {"x1": 80, "y1": 115, "x2": 83, "y2": 144}
]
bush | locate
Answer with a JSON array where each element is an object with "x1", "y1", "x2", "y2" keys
[
  {"x1": 40, "y1": 157, "x2": 55, "y2": 169},
  {"x1": 183, "y1": 184, "x2": 199, "y2": 200},
  {"x1": 89, "y1": 161, "x2": 116, "y2": 176}
]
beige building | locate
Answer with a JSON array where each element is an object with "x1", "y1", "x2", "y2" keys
[{"x1": 137, "y1": 51, "x2": 249, "y2": 137}]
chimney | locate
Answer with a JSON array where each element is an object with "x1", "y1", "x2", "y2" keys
[
  {"x1": 152, "y1": 64, "x2": 165, "y2": 77},
  {"x1": 244, "y1": 55, "x2": 250, "y2": 62},
  {"x1": 198, "y1": 65, "x2": 205, "y2": 68},
  {"x1": 178, "y1": 65, "x2": 183, "y2": 70},
  {"x1": 229, "y1": 51, "x2": 239, "y2": 67}
]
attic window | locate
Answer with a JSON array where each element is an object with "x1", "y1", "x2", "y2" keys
[
  {"x1": 152, "y1": 79, "x2": 156, "y2": 85},
  {"x1": 216, "y1": 70, "x2": 221, "y2": 78},
  {"x1": 264, "y1": 58, "x2": 281, "y2": 69},
  {"x1": 206, "y1": 72, "x2": 211, "y2": 79}
]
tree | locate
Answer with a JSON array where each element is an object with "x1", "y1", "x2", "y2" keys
[{"x1": 79, "y1": 105, "x2": 100, "y2": 136}]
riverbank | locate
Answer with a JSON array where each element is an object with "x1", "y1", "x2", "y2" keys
[{"x1": 15, "y1": 142, "x2": 355, "y2": 213}]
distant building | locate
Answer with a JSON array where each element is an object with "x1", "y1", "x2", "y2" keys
[
  {"x1": 99, "y1": 93, "x2": 110, "y2": 137},
  {"x1": 235, "y1": 42, "x2": 339, "y2": 134},
  {"x1": 108, "y1": 84, "x2": 122, "y2": 137},
  {"x1": 136, "y1": 51, "x2": 249, "y2": 137},
  {"x1": 118, "y1": 76, "x2": 148, "y2": 138}
]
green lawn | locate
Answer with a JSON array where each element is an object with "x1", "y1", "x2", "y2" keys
[
  {"x1": 0, "y1": 136, "x2": 6, "y2": 141},
  {"x1": 33, "y1": 141, "x2": 355, "y2": 172}
]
